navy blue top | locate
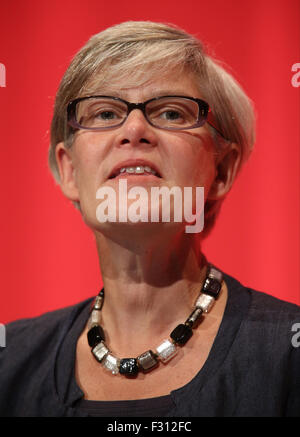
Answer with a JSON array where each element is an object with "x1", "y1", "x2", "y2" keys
[{"x1": 1, "y1": 271, "x2": 300, "y2": 417}]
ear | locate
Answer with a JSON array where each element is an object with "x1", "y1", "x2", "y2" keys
[
  {"x1": 207, "y1": 143, "x2": 241, "y2": 201},
  {"x1": 55, "y1": 142, "x2": 80, "y2": 202}
]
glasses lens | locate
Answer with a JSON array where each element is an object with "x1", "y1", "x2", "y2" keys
[
  {"x1": 75, "y1": 97, "x2": 128, "y2": 129},
  {"x1": 146, "y1": 97, "x2": 202, "y2": 129}
]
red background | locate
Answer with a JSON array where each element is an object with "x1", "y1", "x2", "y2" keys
[{"x1": 0, "y1": 0, "x2": 299, "y2": 324}]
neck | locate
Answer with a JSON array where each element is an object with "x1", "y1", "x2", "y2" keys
[{"x1": 93, "y1": 226, "x2": 208, "y2": 356}]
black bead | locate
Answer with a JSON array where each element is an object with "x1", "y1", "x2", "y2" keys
[
  {"x1": 87, "y1": 325, "x2": 105, "y2": 347},
  {"x1": 185, "y1": 308, "x2": 203, "y2": 328},
  {"x1": 202, "y1": 277, "x2": 221, "y2": 298},
  {"x1": 170, "y1": 324, "x2": 193, "y2": 345},
  {"x1": 119, "y1": 358, "x2": 139, "y2": 376}
]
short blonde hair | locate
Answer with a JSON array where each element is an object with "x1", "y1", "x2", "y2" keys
[{"x1": 49, "y1": 20, "x2": 255, "y2": 237}]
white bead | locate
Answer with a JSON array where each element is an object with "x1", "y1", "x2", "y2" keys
[
  {"x1": 208, "y1": 266, "x2": 223, "y2": 282},
  {"x1": 195, "y1": 293, "x2": 215, "y2": 313},
  {"x1": 88, "y1": 310, "x2": 101, "y2": 329},
  {"x1": 156, "y1": 339, "x2": 177, "y2": 362},
  {"x1": 94, "y1": 295, "x2": 103, "y2": 310},
  {"x1": 92, "y1": 342, "x2": 108, "y2": 362},
  {"x1": 102, "y1": 354, "x2": 119, "y2": 374}
]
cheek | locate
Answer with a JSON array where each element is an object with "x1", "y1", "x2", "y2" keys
[
  {"x1": 194, "y1": 152, "x2": 216, "y2": 188},
  {"x1": 70, "y1": 141, "x2": 108, "y2": 221},
  {"x1": 72, "y1": 144, "x2": 104, "y2": 227},
  {"x1": 167, "y1": 136, "x2": 216, "y2": 189},
  {"x1": 72, "y1": 136, "x2": 106, "y2": 188}
]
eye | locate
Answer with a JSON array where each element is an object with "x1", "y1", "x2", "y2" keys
[
  {"x1": 147, "y1": 99, "x2": 197, "y2": 127},
  {"x1": 150, "y1": 106, "x2": 186, "y2": 123},
  {"x1": 84, "y1": 103, "x2": 125, "y2": 126},
  {"x1": 95, "y1": 110, "x2": 118, "y2": 120},
  {"x1": 152, "y1": 106, "x2": 190, "y2": 125},
  {"x1": 160, "y1": 110, "x2": 183, "y2": 120},
  {"x1": 76, "y1": 98, "x2": 128, "y2": 129}
]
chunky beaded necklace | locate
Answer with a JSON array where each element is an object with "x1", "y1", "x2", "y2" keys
[{"x1": 87, "y1": 264, "x2": 223, "y2": 377}]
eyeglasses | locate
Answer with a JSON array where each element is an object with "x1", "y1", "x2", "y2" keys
[{"x1": 67, "y1": 95, "x2": 225, "y2": 137}]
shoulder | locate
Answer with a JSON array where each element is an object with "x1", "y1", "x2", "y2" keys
[
  {"x1": 220, "y1": 271, "x2": 300, "y2": 415},
  {"x1": 0, "y1": 298, "x2": 93, "y2": 416},
  {"x1": 248, "y1": 289, "x2": 300, "y2": 329},
  {"x1": 0, "y1": 298, "x2": 93, "y2": 377},
  {"x1": 223, "y1": 270, "x2": 300, "y2": 319},
  {"x1": 5, "y1": 298, "x2": 92, "y2": 342},
  {"x1": 222, "y1": 270, "x2": 300, "y2": 360}
]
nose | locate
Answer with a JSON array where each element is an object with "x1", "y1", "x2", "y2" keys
[{"x1": 115, "y1": 109, "x2": 158, "y2": 148}]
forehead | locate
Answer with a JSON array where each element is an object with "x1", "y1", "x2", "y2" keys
[{"x1": 82, "y1": 67, "x2": 203, "y2": 101}]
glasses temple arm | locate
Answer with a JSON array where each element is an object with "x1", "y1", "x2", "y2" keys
[{"x1": 206, "y1": 109, "x2": 230, "y2": 142}]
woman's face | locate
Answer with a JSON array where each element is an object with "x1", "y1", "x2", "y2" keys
[{"x1": 57, "y1": 69, "x2": 220, "y2": 238}]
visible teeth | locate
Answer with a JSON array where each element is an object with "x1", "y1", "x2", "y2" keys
[
  {"x1": 117, "y1": 165, "x2": 158, "y2": 176},
  {"x1": 126, "y1": 167, "x2": 135, "y2": 174},
  {"x1": 119, "y1": 165, "x2": 158, "y2": 176}
]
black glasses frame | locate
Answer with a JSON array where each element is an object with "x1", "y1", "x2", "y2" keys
[{"x1": 67, "y1": 95, "x2": 226, "y2": 138}]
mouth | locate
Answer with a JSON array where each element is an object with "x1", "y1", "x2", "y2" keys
[{"x1": 108, "y1": 160, "x2": 162, "y2": 180}]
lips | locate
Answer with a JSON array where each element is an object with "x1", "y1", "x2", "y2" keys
[{"x1": 108, "y1": 159, "x2": 162, "y2": 179}]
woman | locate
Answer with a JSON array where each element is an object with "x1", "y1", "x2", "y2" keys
[{"x1": 1, "y1": 21, "x2": 299, "y2": 417}]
